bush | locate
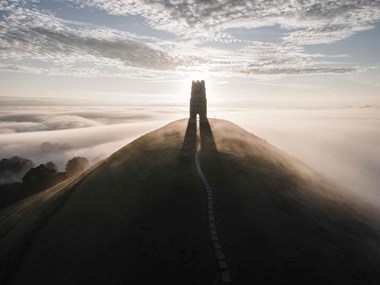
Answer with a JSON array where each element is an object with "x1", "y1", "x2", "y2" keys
[{"x1": 65, "y1": 157, "x2": 89, "y2": 177}]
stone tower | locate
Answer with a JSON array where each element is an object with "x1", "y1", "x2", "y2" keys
[{"x1": 190, "y1": 80, "x2": 207, "y2": 121}]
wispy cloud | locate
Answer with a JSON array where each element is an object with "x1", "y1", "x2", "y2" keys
[
  {"x1": 74, "y1": 0, "x2": 380, "y2": 41},
  {"x1": 0, "y1": 0, "x2": 379, "y2": 78},
  {"x1": 0, "y1": 1, "x2": 186, "y2": 77}
]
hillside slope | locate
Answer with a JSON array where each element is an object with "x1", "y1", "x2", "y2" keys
[
  {"x1": 0, "y1": 119, "x2": 379, "y2": 284},
  {"x1": 200, "y1": 119, "x2": 380, "y2": 284}
]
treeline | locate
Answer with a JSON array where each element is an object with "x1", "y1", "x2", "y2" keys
[{"x1": 0, "y1": 156, "x2": 90, "y2": 210}]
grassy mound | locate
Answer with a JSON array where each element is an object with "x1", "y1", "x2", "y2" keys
[{"x1": 0, "y1": 119, "x2": 379, "y2": 284}]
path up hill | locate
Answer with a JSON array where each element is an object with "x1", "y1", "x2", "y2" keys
[{"x1": 0, "y1": 119, "x2": 379, "y2": 284}]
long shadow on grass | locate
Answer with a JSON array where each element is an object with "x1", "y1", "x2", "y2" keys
[
  {"x1": 200, "y1": 119, "x2": 217, "y2": 155},
  {"x1": 179, "y1": 119, "x2": 218, "y2": 162},
  {"x1": 179, "y1": 119, "x2": 196, "y2": 163}
]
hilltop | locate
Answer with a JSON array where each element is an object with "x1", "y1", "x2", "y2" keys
[{"x1": 0, "y1": 119, "x2": 379, "y2": 284}]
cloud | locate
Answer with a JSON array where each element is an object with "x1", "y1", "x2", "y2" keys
[
  {"x1": 28, "y1": 27, "x2": 183, "y2": 70},
  {"x1": 0, "y1": 113, "x2": 101, "y2": 132},
  {"x1": 74, "y1": 0, "x2": 380, "y2": 40},
  {"x1": 283, "y1": 24, "x2": 375, "y2": 45},
  {"x1": 0, "y1": 103, "x2": 184, "y2": 170},
  {"x1": 40, "y1": 142, "x2": 72, "y2": 153},
  {"x1": 237, "y1": 67, "x2": 360, "y2": 76},
  {"x1": 1, "y1": 98, "x2": 380, "y2": 209},
  {"x1": 0, "y1": 64, "x2": 44, "y2": 74},
  {"x1": 217, "y1": 100, "x2": 380, "y2": 209},
  {"x1": 0, "y1": 2, "x2": 185, "y2": 78},
  {"x1": 0, "y1": 106, "x2": 176, "y2": 133},
  {"x1": 0, "y1": 120, "x2": 169, "y2": 170},
  {"x1": 0, "y1": 0, "x2": 378, "y2": 78}
]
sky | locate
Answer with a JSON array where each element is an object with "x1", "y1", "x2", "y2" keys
[
  {"x1": 0, "y1": 0, "x2": 379, "y2": 98},
  {"x1": 0, "y1": 1, "x2": 380, "y2": 207}
]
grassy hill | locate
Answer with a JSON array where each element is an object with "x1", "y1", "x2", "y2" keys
[
  {"x1": 200, "y1": 119, "x2": 380, "y2": 284},
  {"x1": 0, "y1": 119, "x2": 379, "y2": 284}
]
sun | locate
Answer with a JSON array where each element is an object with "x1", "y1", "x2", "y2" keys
[
  {"x1": 179, "y1": 68, "x2": 214, "y2": 99},
  {"x1": 182, "y1": 63, "x2": 212, "y2": 82},
  {"x1": 188, "y1": 69, "x2": 210, "y2": 81}
]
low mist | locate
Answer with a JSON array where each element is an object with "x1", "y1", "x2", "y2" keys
[
  {"x1": 0, "y1": 104, "x2": 183, "y2": 172},
  {"x1": 0, "y1": 97, "x2": 379, "y2": 209},
  {"x1": 219, "y1": 104, "x2": 380, "y2": 208}
]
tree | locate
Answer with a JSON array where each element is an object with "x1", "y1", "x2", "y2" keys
[
  {"x1": 0, "y1": 156, "x2": 34, "y2": 184},
  {"x1": 65, "y1": 157, "x2": 89, "y2": 177},
  {"x1": 22, "y1": 164, "x2": 58, "y2": 191},
  {"x1": 46, "y1": 161, "x2": 58, "y2": 171}
]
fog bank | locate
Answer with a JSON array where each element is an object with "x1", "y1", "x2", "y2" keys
[{"x1": 0, "y1": 97, "x2": 379, "y2": 209}]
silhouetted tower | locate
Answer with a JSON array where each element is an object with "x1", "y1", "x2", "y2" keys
[{"x1": 190, "y1": 80, "x2": 207, "y2": 121}]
